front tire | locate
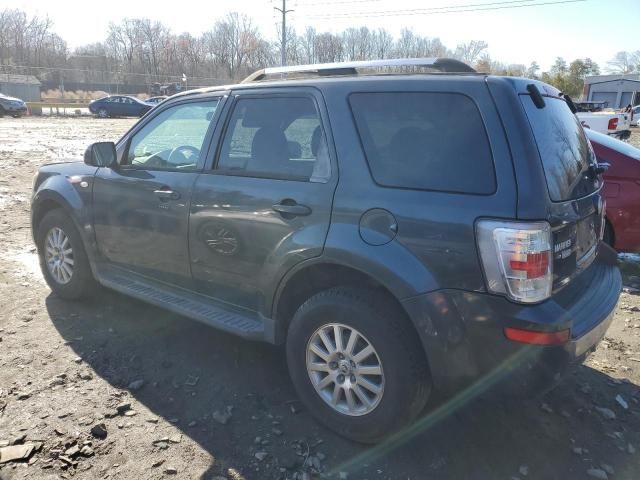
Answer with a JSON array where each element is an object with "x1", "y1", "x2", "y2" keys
[
  {"x1": 37, "y1": 209, "x2": 96, "y2": 300},
  {"x1": 97, "y1": 108, "x2": 108, "y2": 118},
  {"x1": 286, "y1": 287, "x2": 431, "y2": 443}
]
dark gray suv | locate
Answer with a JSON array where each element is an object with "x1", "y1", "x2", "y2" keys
[{"x1": 31, "y1": 58, "x2": 621, "y2": 443}]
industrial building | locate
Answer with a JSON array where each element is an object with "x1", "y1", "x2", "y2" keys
[
  {"x1": 583, "y1": 74, "x2": 640, "y2": 108},
  {"x1": 0, "y1": 74, "x2": 41, "y2": 101}
]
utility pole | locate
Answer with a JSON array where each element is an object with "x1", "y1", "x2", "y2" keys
[{"x1": 274, "y1": 0, "x2": 293, "y2": 66}]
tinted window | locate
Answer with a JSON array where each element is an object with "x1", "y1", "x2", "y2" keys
[
  {"x1": 521, "y1": 95, "x2": 599, "y2": 201},
  {"x1": 125, "y1": 100, "x2": 218, "y2": 170},
  {"x1": 349, "y1": 92, "x2": 495, "y2": 194},
  {"x1": 217, "y1": 96, "x2": 330, "y2": 182}
]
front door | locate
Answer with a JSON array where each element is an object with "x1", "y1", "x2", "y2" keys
[
  {"x1": 93, "y1": 97, "x2": 222, "y2": 286},
  {"x1": 189, "y1": 90, "x2": 337, "y2": 312}
]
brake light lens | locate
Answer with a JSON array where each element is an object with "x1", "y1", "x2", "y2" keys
[
  {"x1": 477, "y1": 220, "x2": 553, "y2": 303},
  {"x1": 608, "y1": 118, "x2": 618, "y2": 130}
]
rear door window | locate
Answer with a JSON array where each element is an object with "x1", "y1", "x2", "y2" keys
[
  {"x1": 520, "y1": 95, "x2": 600, "y2": 202},
  {"x1": 216, "y1": 96, "x2": 331, "y2": 182},
  {"x1": 349, "y1": 92, "x2": 495, "y2": 194}
]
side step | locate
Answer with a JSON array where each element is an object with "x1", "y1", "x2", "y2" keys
[{"x1": 96, "y1": 267, "x2": 265, "y2": 340}]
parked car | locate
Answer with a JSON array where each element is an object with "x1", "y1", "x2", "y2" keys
[
  {"x1": 146, "y1": 96, "x2": 168, "y2": 105},
  {"x1": 88, "y1": 95, "x2": 153, "y2": 118},
  {"x1": 585, "y1": 128, "x2": 640, "y2": 252},
  {"x1": 575, "y1": 101, "x2": 632, "y2": 140},
  {"x1": 31, "y1": 58, "x2": 621, "y2": 443},
  {"x1": 0, "y1": 92, "x2": 28, "y2": 118}
]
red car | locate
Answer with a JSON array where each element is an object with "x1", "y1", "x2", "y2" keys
[{"x1": 586, "y1": 128, "x2": 640, "y2": 252}]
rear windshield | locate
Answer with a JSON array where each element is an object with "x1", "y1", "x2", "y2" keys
[
  {"x1": 349, "y1": 92, "x2": 495, "y2": 194},
  {"x1": 521, "y1": 95, "x2": 599, "y2": 202}
]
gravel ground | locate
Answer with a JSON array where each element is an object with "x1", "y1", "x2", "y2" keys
[{"x1": 0, "y1": 117, "x2": 639, "y2": 480}]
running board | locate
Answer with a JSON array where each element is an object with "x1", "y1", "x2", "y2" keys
[{"x1": 96, "y1": 267, "x2": 264, "y2": 340}]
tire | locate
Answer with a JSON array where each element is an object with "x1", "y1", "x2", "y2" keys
[
  {"x1": 11, "y1": 113, "x2": 22, "y2": 118},
  {"x1": 97, "y1": 108, "x2": 108, "y2": 118},
  {"x1": 286, "y1": 287, "x2": 431, "y2": 443},
  {"x1": 37, "y1": 209, "x2": 96, "y2": 300},
  {"x1": 0, "y1": 107, "x2": 4, "y2": 118}
]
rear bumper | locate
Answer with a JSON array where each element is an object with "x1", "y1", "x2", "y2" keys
[
  {"x1": 610, "y1": 130, "x2": 631, "y2": 140},
  {"x1": 402, "y1": 243, "x2": 621, "y2": 396}
]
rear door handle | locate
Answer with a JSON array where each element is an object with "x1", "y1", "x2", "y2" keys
[
  {"x1": 153, "y1": 187, "x2": 181, "y2": 200},
  {"x1": 272, "y1": 201, "x2": 312, "y2": 217}
]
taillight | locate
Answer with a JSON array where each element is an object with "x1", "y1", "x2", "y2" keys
[
  {"x1": 608, "y1": 118, "x2": 618, "y2": 130},
  {"x1": 477, "y1": 220, "x2": 553, "y2": 303}
]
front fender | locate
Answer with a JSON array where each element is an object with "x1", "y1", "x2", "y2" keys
[{"x1": 31, "y1": 173, "x2": 97, "y2": 266}]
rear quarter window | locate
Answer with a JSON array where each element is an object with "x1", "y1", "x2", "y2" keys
[{"x1": 349, "y1": 92, "x2": 495, "y2": 194}]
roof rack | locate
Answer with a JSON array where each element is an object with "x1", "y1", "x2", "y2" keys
[{"x1": 242, "y1": 57, "x2": 476, "y2": 83}]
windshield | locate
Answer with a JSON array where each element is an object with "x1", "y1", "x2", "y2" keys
[
  {"x1": 521, "y1": 95, "x2": 600, "y2": 202},
  {"x1": 586, "y1": 128, "x2": 640, "y2": 160}
]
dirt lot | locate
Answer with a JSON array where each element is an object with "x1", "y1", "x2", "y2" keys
[{"x1": 1, "y1": 117, "x2": 639, "y2": 480}]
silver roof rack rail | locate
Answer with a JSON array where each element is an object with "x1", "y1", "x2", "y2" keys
[{"x1": 242, "y1": 57, "x2": 476, "y2": 83}]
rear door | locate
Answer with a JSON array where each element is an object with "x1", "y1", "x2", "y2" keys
[
  {"x1": 520, "y1": 93, "x2": 604, "y2": 291},
  {"x1": 188, "y1": 88, "x2": 337, "y2": 312}
]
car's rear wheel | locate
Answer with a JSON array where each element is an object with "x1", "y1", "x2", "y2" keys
[
  {"x1": 286, "y1": 287, "x2": 430, "y2": 443},
  {"x1": 97, "y1": 108, "x2": 108, "y2": 118},
  {"x1": 37, "y1": 209, "x2": 96, "y2": 300}
]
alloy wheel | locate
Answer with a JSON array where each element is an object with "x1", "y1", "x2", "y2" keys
[
  {"x1": 44, "y1": 227, "x2": 74, "y2": 284},
  {"x1": 306, "y1": 323, "x2": 385, "y2": 416}
]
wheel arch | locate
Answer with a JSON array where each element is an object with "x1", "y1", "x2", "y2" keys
[
  {"x1": 271, "y1": 261, "x2": 422, "y2": 348},
  {"x1": 31, "y1": 181, "x2": 93, "y2": 258},
  {"x1": 31, "y1": 192, "x2": 74, "y2": 242},
  {"x1": 603, "y1": 216, "x2": 615, "y2": 249}
]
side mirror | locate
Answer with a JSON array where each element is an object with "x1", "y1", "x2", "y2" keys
[{"x1": 84, "y1": 142, "x2": 117, "y2": 168}]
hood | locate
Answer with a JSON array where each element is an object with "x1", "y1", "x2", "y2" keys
[{"x1": 0, "y1": 95, "x2": 25, "y2": 103}]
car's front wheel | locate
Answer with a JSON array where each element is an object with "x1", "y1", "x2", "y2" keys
[
  {"x1": 97, "y1": 108, "x2": 108, "y2": 118},
  {"x1": 37, "y1": 209, "x2": 96, "y2": 300},
  {"x1": 286, "y1": 287, "x2": 431, "y2": 443}
]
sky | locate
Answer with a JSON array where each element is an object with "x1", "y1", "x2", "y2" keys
[{"x1": 4, "y1": 0, "x2": 639, "y2": 71}]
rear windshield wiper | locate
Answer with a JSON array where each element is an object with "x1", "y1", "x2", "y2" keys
[
  {"x1": 526, "y1": 84, "x2": 546, "y2": 109},
  {"x1": 561, "y1": 93, "x2": 578, "y2": 114}
]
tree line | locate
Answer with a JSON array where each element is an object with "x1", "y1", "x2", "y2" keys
[{"x1": 1, "y1": 7, "x2": 639, "y2": 96}]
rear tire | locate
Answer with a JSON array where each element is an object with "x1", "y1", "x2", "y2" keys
[
  {"x1": 286, "y1": 287, "x2": 431, "y2": 443},
  {"x1": 37, "y1": 209, "x2": 96, "y2": 300}
]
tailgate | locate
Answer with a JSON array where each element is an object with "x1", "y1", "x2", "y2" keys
[{"x1": 551, "y1": 192, "x2": 604, "y2": 288}]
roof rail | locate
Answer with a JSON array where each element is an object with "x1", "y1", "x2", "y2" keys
[{"x1": 242, "y1": 57, "x2": 476, "y2": 83}]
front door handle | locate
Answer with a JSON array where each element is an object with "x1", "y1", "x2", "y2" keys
[
  {"x1": 272, "y1": 201, "x2": 312, "y2": 217},
  {"x1": 153, "y1": 187, "x2": 181, "y2": 201}
]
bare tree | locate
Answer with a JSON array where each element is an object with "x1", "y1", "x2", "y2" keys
[
  {"x1": 607, "y1": 51, "x2": 637, "y2": 74},
  {"x1": 454, "y1": 40, "x2": 488, "y2": 65}
]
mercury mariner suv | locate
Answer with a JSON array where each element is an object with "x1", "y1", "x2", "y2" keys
[{"x1": 31, "y1": 58, "x2": 622, "y2": 443}]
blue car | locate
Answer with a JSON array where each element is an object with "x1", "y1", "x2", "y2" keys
[{"x1": 88, "y1": 95, "x2": 153, "y2": 118}]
